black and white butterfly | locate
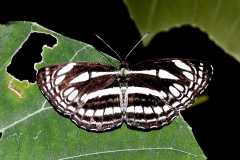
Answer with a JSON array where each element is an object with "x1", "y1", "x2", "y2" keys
[{"x1": 36, "y1": 37, "x2": 213, "y2": 132}]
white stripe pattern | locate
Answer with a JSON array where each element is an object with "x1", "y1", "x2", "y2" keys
[
  {"x1": 127, "y1": 70, "x2": 157, "y2": 76},
  {"x1": 173, "y1": 60, "x2": 192, "y2": 71},
  {"x1": 158, "y1": 69, "x2": 179, "y2": 80},
  {"x1": 57, "y1": 63, "x2": 76, "y2": 76},
  {"x1": 70, "y1": 72, "x2": 89, "y2": 83}
]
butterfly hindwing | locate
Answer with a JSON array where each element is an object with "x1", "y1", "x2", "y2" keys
[{"x1": 126, "y1": 93, "x2": 177, "y2": 130}]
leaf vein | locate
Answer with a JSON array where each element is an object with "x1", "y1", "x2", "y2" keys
[
  {"x1": 58, "y1": 147, "x2": 203, "y2": 160},
  {"x1": 0, "y1": 100, "x2": 51, "y2": 135},
  {"x1": 69, "y1": 45, "x2": 93, "y2": 62}
]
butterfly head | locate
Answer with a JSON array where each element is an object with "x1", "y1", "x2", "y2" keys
[
  {"x1": 96, "y1": 33, "x2": 149, "y2": 69},
  {"x1": 120, "y1": 60, "x2": 129, "y2": 69}
]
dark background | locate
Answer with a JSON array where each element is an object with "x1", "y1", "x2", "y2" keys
[{"x1": 1, "y1": 1, "x2": 239, "y2": 159}]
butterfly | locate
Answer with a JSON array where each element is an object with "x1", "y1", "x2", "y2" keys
[{"x1": 36, "y1": 36, "x2": 213, "y2": 132}]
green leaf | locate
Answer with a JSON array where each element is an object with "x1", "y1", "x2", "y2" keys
[
  {"x1": 0, "y1": 22, "x2": 205, "y2": 160},
  {"x1": 124, "y1": 0, "x2": 240, "y2": 63}
]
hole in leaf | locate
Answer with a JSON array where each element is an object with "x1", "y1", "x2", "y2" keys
[{"x1": 7, "y1": 32, "x2": 57, "y2": 83}]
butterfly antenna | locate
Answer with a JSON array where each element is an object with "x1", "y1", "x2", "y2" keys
[
  {"x1": 124, "y1": 33, "x2": 149, "y2": 60},
  {"x1": 95, "y1": 34, "x2": 123, "y2": 61}
]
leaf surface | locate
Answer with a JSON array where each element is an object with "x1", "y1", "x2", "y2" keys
[
  {"x1": 0, "y1": 22, "x2": 205, "y2": 160},
  {"x1": 125, "y1": 0, "x2": 240, "y2": 62}
]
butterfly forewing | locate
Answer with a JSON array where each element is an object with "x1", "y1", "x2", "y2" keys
[{"x1": 37, "y1": 62, "x2": 124, "y2": 131}]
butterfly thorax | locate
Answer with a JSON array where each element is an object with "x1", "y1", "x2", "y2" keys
[{"x1": 119, "y1": 68, "x2": 128, "y2": 77}]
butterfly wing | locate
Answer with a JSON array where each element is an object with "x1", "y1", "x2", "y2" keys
[
  {"x1": 125, "y1": 59, "x2": 213, "y2": 130},
  {"x1": 37, "y1": 62, "x2": 123, "y2": 132}
]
